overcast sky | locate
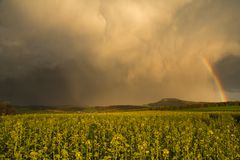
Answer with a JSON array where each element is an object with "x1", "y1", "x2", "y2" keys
[{"x1": 0, "y1": 0, "x2": 240, "y2": 105}]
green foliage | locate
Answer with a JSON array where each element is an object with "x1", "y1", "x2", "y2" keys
[
  {"x1": 0, "y1": 112, "x2": 240, "y2": 159},
  {"x1": 0, "y1": 101, "x2": 16, "y2": 115},
  {"x1": 183, "y1": 106, "x2": 240, "y2": 112}
]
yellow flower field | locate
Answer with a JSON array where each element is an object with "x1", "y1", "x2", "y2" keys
[{"x1": 0, "y1": 112, "x2": 240, "y2": 159}]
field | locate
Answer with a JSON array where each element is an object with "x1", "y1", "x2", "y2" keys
[
  {"x1": 1, "y1": 111, "x2": 240, "y2": 159},
  {"x1": 183, "y1": 106, "x2": 240, "y2": 112}
]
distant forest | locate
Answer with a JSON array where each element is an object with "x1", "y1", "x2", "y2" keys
[{"x1": 0, "y1": 101, "x2": 16, "y2": 115}]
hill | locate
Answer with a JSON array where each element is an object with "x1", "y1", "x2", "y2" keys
[
  {"x1": 147, "y1": 98, "x2": 240, "y2": 110},
  {"x1": 148, "y1": 98, "x2": 199, "y2": 107},
  {"x1": 14, "y1": 104, "x2": 149, "y2": 113}
]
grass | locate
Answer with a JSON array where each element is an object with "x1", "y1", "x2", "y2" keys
[{"x1": 183, "y1": 106, "x2": 240, "y2": 112}]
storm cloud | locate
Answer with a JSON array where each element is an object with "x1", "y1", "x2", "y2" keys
[
  {"x1": 215, "y1": 54, "x2": 240, "y2": 92},
  {"x1": 0, "y1": 0, "x2": 240, "y2": 105}
]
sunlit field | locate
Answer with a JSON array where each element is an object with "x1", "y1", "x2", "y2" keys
[{"x1": 1, "y1": 111, "x2": 240, "y2": 159}]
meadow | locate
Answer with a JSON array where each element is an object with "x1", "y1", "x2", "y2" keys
[
  {"x1": 0, "y1": 111, "x2": 240, "y2": 159},
  {"x1": 183, "y1": 106, "x2": 240, "y2": 112}
]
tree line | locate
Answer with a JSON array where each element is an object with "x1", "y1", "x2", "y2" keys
[{"x1": 0, "y1": 101, "x2": 16, "y2": 115}]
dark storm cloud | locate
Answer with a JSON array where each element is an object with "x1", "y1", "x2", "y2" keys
[
  {"x1": 215, "y1": 54, "x2": 240, "y2": 92},
  {"x1": 0, "y1": 0, "x2": 240, "y2": 105},
  {"x1": 0, "y1": 67, "x2": 71, "y2": 105}
]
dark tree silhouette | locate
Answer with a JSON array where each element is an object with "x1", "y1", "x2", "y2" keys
[{"x1": 0, "y1": 101, "x2": 16, "y2": 115}]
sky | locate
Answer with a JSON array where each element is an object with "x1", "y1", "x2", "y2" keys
[{"x1": 0, "y1": 0, "x2": 240, "y2": 105}]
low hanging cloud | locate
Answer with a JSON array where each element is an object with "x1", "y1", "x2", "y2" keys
[{"x1": 0, "y1": 0, "x2": 239, "y2": 105}]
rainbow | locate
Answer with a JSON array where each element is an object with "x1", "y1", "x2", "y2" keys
[{"x1": 202, "y1": 58, "x2": 228, "y2": 102}]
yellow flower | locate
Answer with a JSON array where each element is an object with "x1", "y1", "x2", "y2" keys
[
  {"x1": 163, "y1": 149, "x2": 169, "y2": 155},
  {"x1": 208, "y1": 130, "x2": 214, "y2": 135},
  {"x1": 30, "y1": 151, "x2": 38, "y2": 157}
]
